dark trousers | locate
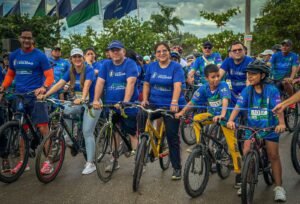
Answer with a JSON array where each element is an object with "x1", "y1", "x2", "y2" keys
[{"x1": 137, "y1": 107, "x2": 181, "y2": 170}]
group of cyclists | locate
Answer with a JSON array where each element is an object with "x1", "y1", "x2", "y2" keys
[{"x1": 1, "y1": 26, "x2": 300, "y2": 203}]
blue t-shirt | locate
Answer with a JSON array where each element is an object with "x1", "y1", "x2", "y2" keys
[
  {"x1": 270, "y1": 51, "x2": 299, "y2": 80},
  {"x1": 62, "y1": 66, "x2": 96, "y2": 102},
  {"x1": 98, "y1": 58, "x2": 139, "y2": 114},
  {"x1": 191, "y1": 81, "x2": 231, "y2": 117},
  {"x1": 94, "y1": 59, "x2": 111, "y2": 72},
  {"x1": 191, "y1": 53, "x2": 222, "y2": 85},
  {"x1": 236, "y1": 84, "x2": 281, "y2": 140},
  {"x1": 221, "y1": 56, "x2": 253, "y2": 103},
  {"x1": 144, "y1": 61, "x2": 186, "y2": 108},
  {"x1": 9, "y1": 48, "x2": 52, "y2": 93},
  {"x1": 49, "y1": 57, "x2": 70, "y2": 83}
]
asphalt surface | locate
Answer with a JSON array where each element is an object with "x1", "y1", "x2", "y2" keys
[{"x1": 1, "y1": 132, "x2": 300, "y2": 204}]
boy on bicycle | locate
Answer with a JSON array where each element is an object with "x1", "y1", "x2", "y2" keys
[
  {"x1": 176, "y1": 64, "x2": 242, "y2": 186},
  {"x1": 226, "y1": 60, "x2": 286, "y2": 201}
]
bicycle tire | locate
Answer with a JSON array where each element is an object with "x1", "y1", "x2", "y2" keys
[
  {"x1": 183, "y1": 146, "x2": 210, "y2": 198},
  {"x1": 159, "y1": 134, "x2": 170, "y2": 170},
  {"x1": 95, "y1": 123, "x2": 117, "y2": 183},
  {"x1": 0, "y1": 121, "x2": 29, "y2": 183},
  {"x1": 241, "y1": 151, "x2": 259, "y2": 204},
  {"x1": 133, "y1": 135, "x2": 147, "y2": 192},
  {"x1": 180, "y1": 110, "x2": 196, "y2": 145},
  {"x1": 35, "y1": 129, "x2": 66, "y2": 183},
  {"x1": 261, "y1": 147, "x2": 274, "y2": 185},
  {"x1": 291, "y1": 130, "x2": 300, "y2": 174},
  {"x1": 285, "y1": 102, "x2": 299, "y2": 132}
]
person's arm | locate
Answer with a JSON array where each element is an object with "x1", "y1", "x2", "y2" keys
[
  {"x1": 1, "y1": 68, "x2": 15, "y2": 90},
  {"x1": 219, "y1": 68, "x2": 226, "y2": 80},
  {"x1": 44, "y1": 79, "x2": 66, "y2": 98},
  {"x1": 220, "y1": 98, "x2": 229, "y2": 118},
  {"x1": 226, "y1": 105, "x2": 240, "y2": 129},
  {"x1": 81, "y1": 80, "x2": 92, "y2": 101},
  {"x1": 171, "y1": 82, "x2": 182, "y2": 104},
  {"x1": 175, "y1": 101, "x2": 193, "y2": 118},
  {"x1": 123, "y1": 77, "x2": 137, "y2": 102},
  {"x1": 93, "y1": 77, "x2": 105, "y2": 103},
  {"x1": 273, "y1": 91, "x2": 300, "y2": 113},
  {"x1": 142, "y1": 82, "x2": 150, "y2": 105}
]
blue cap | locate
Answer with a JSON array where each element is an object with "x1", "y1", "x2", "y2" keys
[{"x1": 108, "y1": 40, "x2": 124, "y2": 50}]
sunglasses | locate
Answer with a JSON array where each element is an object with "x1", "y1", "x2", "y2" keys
[
  {"x1": 203, "y1": 47, "x2": 212, "y2": 50},
  {"x1": 231, "y1": 48, "x2": 243, "y2": 53}
]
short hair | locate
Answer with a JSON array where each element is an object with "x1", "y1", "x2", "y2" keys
[
  {"x1": 154, "y1": 42, "x2": 170, "y2": 53},
  {"x1": 84, "y1": 47, "x2": 96, "y2": 55},
  {"x1": 230, "y1": 41, "x2": 245, "y2": 51},
  {"x1": 20, "y1": 27, "x2": 33, "y2": 35},
  {"x1": 204, "y1": 64, "x2": 219, "y2": 77}
]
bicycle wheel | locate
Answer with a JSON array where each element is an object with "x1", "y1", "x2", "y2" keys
[
  {"x1": 291, "y1": 130, "x2": 300, "y2": 174},
  {"x1": 0, "y1": 121, "x2": 29, "y2": 183},
  {"x1": 261, "y1": 147, "x2": 274, "y2": 185},
  {"x1": 35, "y1": 129, "x2": 66, "y2": 183},
  {"x1": 284, "y1": 102, "x2": 299, "y2": 132},
  {"x1": 159, "y1": 134, "x2": 170, "y2": 170},
  {"x1": 133, "y1": 135, "x2": 147, "y2": 192},
  {"x1": 95, "y1": 123, "x2": 117, "y2": 182},
  {"x1": 241, "y1": 151, "x2": 259, "y2": 204},
  {"x1": 183, "y1": 146, "x2": 210, "y2": 198},
  {"x1": 180, "y1": 110, "x2": 196, "y2": 145}
]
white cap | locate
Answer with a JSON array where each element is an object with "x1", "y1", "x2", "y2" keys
[
  {"x1": 70, "y1": 48, "x2": 83, "y2": 57},
  {"x1": 261, "y1": 49, "x2": 273, "y2": 56}
]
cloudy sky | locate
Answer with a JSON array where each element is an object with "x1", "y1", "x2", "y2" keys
[{"x1": 1, "y1": 0, "x2": 267, "y2": 38}]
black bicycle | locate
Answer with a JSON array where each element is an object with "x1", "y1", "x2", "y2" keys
[
  {"x1": 238, "y1": 125, "x2": 275, "y2": 204},
  {"x1": 291, "y1": 125, "x2": 300, "y2": 174},
  {"x1": 35, "y1": 99, "x2": 104, "y2": 183},
  {"x1": 95, "y1": 103, "x2": 134, "y2": 183},
  {"x1": 183, "y1": 117, "x2": 233, "y2": 198},
  {"x1": 0, "y1": 92, "x2": 44, "y2": 183}
]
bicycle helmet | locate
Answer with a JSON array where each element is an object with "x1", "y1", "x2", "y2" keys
[
  {"x1": 245, "y1": 60, "x2": 270, "y2": 77},
  {"x1": 170, "y1": 51, "x2": 180, "y2": 59}
]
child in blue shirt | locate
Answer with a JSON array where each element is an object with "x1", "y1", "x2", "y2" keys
[{"x1": 227, "y1": 60, "x2": 286, "y2": 201}]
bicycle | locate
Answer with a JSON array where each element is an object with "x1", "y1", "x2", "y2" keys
[
  {"x1": 183, "y1": 117, "x2": 233, "y2": 198},
  {"x1": 132, "y1": 105, "x2": 170, "y2": 192},
  {"x1": 94, "y1": 103, "x2": 135, "y2": 183},
  {"x1": 291, "y1": 124, "x2": 300, "y2": 174},
  {"x1": 237, "y1": 125, "x2": 276, "y2": 204},
  {"x1": 35, "y1": 99, "x2": 104, "y2": 183},
  {"x1": 0, "y1": 91, "x2": 45, "y2": 183}
]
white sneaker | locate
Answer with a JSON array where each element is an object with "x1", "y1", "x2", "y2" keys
[
  {"x1": 82, "y1": 162, "x2": 96, "y2": 175},
  {"x1": 274, "y1": 186, "x2": 286, "y2": 202},
  {"x1": 186, "y1": 148, "x2": 192, "y2": 153},
  {"x1": 237, "y1": 187, "x2": 241, "y2": 196}
]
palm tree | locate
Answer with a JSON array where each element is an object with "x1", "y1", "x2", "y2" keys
[{"x1": 150, "y1": 3, "x2": 184, "y2": 40}]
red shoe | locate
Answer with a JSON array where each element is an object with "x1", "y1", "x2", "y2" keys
[
  {"x1": 11, "y1": 161, "x2": 30, "y2": 174},
  {"x1": 40, "y1": 161, "x2": 54, "y2": 175},
  {"x1": 289, "y1": 104, "x2": 296, "y2": 109}
]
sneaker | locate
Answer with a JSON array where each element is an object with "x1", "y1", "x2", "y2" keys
[
  {"x1": 237, "y1": 187, "x2": 242, "y2": 196},
  {"x1": 40, "y1": 161, "x2": 54, "y2": 175},
  {"x1": 234, "y1": 173, "x2": 242, "y2": 189},
  {"x1": 274, "y1": 186, "x2": 286, "y2": 202},
  {"x1": 1, "y1": 159, "x2": 11, "y2": 173},
  {"x1": 186, "y1": 148, "x2": 192, "y2": 153},
  {"x1": 172, "y1": 169, "x2": 181, "y2": 180},
  {"x1": 130, "y1": 150, "x2": 136, "y2": 157},
  {"x1": 82, "y1": 162, "x2": 96, "y2": 175},
  {"x1": 11, "y1": 161, "x2": 30, "y2": 174},
  {"x1": 105, "y1": 161, "x2": 120, "y2": 172}
]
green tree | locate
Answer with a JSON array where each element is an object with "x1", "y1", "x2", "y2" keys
[
  {"x1": 199, "y1": 7, "x2": 241, "y2": 30},
  {"x1": 150, "y1": 3, "x2": 184, "y2": 41},
  {"x1": 0, "y1": 15, "x2": 61, "y2": 50},
  {"x1": 252, "y1": 0, "x2": 300, "y2": 53}
]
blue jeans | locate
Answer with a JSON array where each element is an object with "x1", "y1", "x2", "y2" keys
[{"x1": 63, "y1": 103, "x2": 101, "y2": 162}]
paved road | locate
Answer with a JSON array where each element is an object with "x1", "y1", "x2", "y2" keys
[{"x1": 1, "y1": 132, "x2": 300, "y2": 204}]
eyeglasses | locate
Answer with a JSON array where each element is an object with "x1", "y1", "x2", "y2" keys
[
  {"x1": 20, "y1": 36, "x2": 33, "y2": 40},
  {"x1": 156, "y1": 49, "x2": 168, "y2": 54},
  {"x1": 72, "y1": 55, "x2": 83, "y2": 58},
  {"x1": 231, "y1": 48, "x2": 243, "y2": 53},
  {"x1": 203, "y1": 47, "x2": 212, "y2": 50}
]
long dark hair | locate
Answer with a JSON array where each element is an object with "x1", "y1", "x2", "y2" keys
[{"x1": 69, "y1": 63, "x2": 86, "y2": 94}]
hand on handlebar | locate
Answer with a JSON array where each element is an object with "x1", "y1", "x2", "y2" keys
[
  {"x1": 272, "y1": 103, "x2": 286, "y2": 114},
  {"x1": 93, "y1": 100, "x2": 101, "y2": 109},
  {"x1": 227, "y1": 121, "x2": 236, "y2": 130},
  {"x1": 213, "y1": 115, "x2": 224, "y2": 123},
  {"x1": 175, "y1": 110, "x2": 185, "y2": 119},
  {"x1": 141, "y1": 100, "x2": 149, "y2": 107},
  {"x1": 37, "y1": 94, "x2": 47, "y2": 101}
]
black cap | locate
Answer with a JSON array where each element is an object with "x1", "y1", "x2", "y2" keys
[
  {"x1": 202, "y1": 41, "x2": 213, "y2": 47},
  {"x1": 272, "y1": 44, "x2": 281, "y2": 51},
  {"x1": 281, "y1": 39, "x2": 292, "y2": 46},
  {"x1": 52, "y1": 46, "x2": 61, "y2": 51}
]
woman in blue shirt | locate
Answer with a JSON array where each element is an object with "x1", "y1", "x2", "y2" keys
[
  {"x1": 40, "y1": 48, "x2": 102, "y2": 175},
  {"x1": 139, "y1": 42, "x2": 186, "y2": 180}
]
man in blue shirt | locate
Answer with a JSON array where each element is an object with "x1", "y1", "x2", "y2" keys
[
  {"x1": 48, "y1": 46, "x2": 70, "y2": 100},
  {"x1": 220, "y1": 41, "x2": 253, "y2": 105},
  {"x1": 93, "y1": 40, "x2": 138, "y2": 171},
  {"x1": 189, "y1": 41, "x2": 222, "y2": 85},
  {"x1": 270, "y1": 39, "x2": 299, "y2": 97}
]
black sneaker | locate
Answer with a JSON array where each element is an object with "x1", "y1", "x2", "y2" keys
[
  {"x1": 234, "y1": 173, "x2": 242, "y2": 189},
  {"x1": 172, "y1": 169, "x2": 181, "y2": 180},
  {"x1": 1, "y1": 159, "x2": 11, "y2": 173},
  {"x1": 70, "y1": 145, "x2": 78, "y2": 157}
]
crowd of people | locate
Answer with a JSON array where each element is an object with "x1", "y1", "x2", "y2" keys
[{"x1": 1, "y1": 26, "x2": 300, "y2": 202}]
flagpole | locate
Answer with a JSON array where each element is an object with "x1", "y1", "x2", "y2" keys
[
  {"x1": 55, "y1": 0, "x2": 61, "y2": 45},
  {"x1": 137, "y1": 0, "x2": 140, "y2": 20},
  {"x1": 98, "y1": 0, "x2": 103, "y2": 19}
]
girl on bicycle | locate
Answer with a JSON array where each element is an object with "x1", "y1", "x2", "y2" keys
[
  {"x1": 227, "y1": 60, "x2": 286, "y2": 201},
  {"x1": 39, "y1": 48, "x2": 102, "y2": 175}
]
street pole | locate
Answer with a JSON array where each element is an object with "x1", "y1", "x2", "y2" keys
[
  {"x1": 245, "y1": 0, "x2": 251, "y2": 56},
  {"x1": 55, "y1": 0, "x2": 61, "y2": 46}
]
